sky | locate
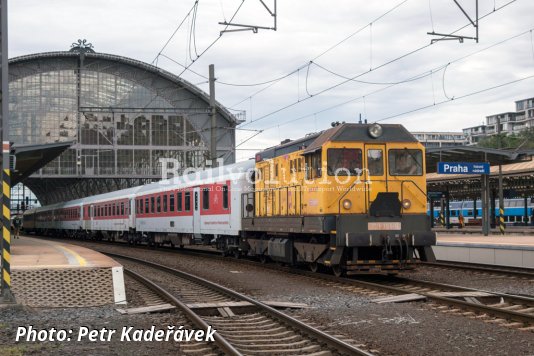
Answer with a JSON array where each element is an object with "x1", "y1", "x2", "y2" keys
[{"x1": 8, "y1": 0, "x2": 534, "y2": 161}]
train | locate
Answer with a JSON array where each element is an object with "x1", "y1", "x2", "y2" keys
[
  {"x1": 23, "y1": 122, "x2": 436, "y2": 275},
  {"x1": 429, "y1": 198, "x2": 534, "y2": 226}
]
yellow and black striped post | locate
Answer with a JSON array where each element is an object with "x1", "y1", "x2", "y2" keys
[
  {"x1": 0, "y1": 0, "x2": 13, "y2": 301},
  {"x1": 1, "y1": 165, "x2": 10, "y2": 294},
  {"x1": 439, "y1": 212, "x2": 445, "y2": 226},
  {"x1": 499, "y1": 207, "x2": 505, "y2": 235}
]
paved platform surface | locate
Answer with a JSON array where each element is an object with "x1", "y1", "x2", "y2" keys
[
  {"x1": 437, "y1": 234, "x2": 534, "y2": 250},
  {"x1": 434, "y1": 226, "x2": 534, "y2": 235},
  {"x1": 12, "y1": 236, "x2": 120, "y2": 269},
  {"x1": 6, "y1": 236, "x2": 125, "y2": 307},
  {"x1": 434, "y1": 233, "x2": 534, "y2": 268}
]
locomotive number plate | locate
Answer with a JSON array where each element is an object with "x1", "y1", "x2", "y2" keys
[{"x1": 367, "y1": 222, "x2": 401, "y2": 231}]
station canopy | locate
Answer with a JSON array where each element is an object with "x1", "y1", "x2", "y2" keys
[
  {"x1": 426, "y1": 146, "x2": 534, "y2": 199},
  {"x1": 9, "y1": 141, "x2": 73, "y2": 185}
]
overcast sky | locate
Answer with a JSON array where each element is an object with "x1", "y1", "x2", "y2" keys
[{"x1": 9, "y1": 0, "x2": 534, "y2": 161}]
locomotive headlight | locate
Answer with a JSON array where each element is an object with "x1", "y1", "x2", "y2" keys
[
  {"x1": 402, "y1": 199, "x2": 412, "y2": 210},
  {"x1": 368, "y1": 123, "x2": 383, "y2": 138},
  {"x1": 342, "y1": 199, "x2": 352, "y2": 210}
]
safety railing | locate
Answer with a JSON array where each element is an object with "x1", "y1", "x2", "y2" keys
[{"x1": 242, "y1": 185, "x2": 303, "y2": 218}]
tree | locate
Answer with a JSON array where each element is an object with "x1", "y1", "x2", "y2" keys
[{"x1": 477, "y1": 128, "x2": 534, "y2": 149}]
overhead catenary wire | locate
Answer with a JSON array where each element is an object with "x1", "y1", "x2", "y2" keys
[
  {"x1": 236, "y1": 25, "x2": 533, "y2": 146},
  {"x1": 176, "y1": 0, "x2": 247, "y2": 78},
  {"x1": 153, "y1": 1, "x2": 199, "y2": 65},
  {"x1": 238, "y1": 0, "x2": 518, "y2": 129},
  {"x1": 224, "y1": 0, "x2": 408, "y2": 95}
]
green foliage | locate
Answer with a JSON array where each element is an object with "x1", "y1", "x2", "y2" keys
[{"x1": 477, "y1": 128, "x2": 534, "y2": 149}]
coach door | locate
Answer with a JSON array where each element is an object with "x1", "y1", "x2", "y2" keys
[
  {"x1": 84, "y1": 204, "x2": 94, "y2": 230},
  {"x1": 364, "y1": 144, "x2": 387, "y2": 211},
  {"x1": 193, "y1": 187, "x2": 201, "y2": 238}
]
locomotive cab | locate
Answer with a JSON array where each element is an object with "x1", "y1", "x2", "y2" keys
[{"x1": 243, "y1": 122, "x2": 436, "y2": 275}]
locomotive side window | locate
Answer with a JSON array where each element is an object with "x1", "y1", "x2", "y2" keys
[
  {"x1": 327, "y1": 148, "x2": 362, "y2": 176},
  {"x1": 367, "y1": 149, "x2": 384, "y2": 176},
  {"x1": 121, "y1": 202, "x2": 124, "y2": 215},
  {"x1": 185, "y1": 192, "x2": 191, "y2": 211},
  {"x1": 145, "y1": 198, "x2": 149, "y2": 214},
  {"x1": 178, "y1": 192, "x2": 183, "y2": 211},
  {"x1": 157, "y1": 196, "x2": 161, "y2": 213},
  {"x1": 203, "y1": 188, "x2": 210, "y2": 210},
  {"x1": 222, "y1": 185, "x2": 229, "y2": 210},
  {"x1": 305, "y1": 151, "x2": 322, "y2": 179},
  {"x1": 163, "y1": 194, "x2": 168, "y2": 212},
  {"x1": 388, "y1": 149, "x2": 423, "y2": 176},
  {"x1": 150, "y1": 197, "x2": 155, "y2": 213}
]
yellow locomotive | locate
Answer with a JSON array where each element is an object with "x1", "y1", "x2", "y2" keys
[{"x1": 242, "y1": 122, "x2": 436, "y2": 275}]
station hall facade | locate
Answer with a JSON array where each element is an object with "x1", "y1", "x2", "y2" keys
[{"x1": 8, "y1": 42, "x2": 240, "y2": 205}]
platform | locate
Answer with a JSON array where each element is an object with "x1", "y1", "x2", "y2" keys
[
  {"x1": 433, "y1": 234, "x2": 534, "y2": 269},
  {"x1": 6, "y1": 236, "x2": 126, "y2": 307}
]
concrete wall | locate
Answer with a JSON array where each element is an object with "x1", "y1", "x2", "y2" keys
[{"x1": 432, "y1": 244, "x2": 534, "y2": 269}]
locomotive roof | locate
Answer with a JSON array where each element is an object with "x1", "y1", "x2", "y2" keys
[{"x1": 257, "y1": 123, "x2": 417, "y2": 160}]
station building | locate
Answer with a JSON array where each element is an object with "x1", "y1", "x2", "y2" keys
[{"x1": 8, "y1": 42, "x2": 240, "y2": 205}]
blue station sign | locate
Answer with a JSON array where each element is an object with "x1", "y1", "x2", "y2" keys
[{"x1": 437, "y1": 162, "x2": 490, "y2": 175}]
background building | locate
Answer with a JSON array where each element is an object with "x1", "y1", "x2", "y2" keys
[
  {"x1": 463, "y1": 96, "x2": 534, "y2": 144},
  {"x1": 9, "y1": 42, "x2": 240, "y2": 205},
  {"x1": 411, "y1": 132, "x2": 468, "y2": 147}
]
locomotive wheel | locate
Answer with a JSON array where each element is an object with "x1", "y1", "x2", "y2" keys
[
  {"x1": 332, "y1": 265, "x2": 344, "y2": 277},
  {"x1": 310, "y1": 262, "x2": 321, "y2": 273}
]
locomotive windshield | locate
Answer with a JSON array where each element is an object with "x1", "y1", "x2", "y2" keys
[
  {"x1": 327, "y1": 148, "x2": 362, "y2": 176},
  {"x1": 388, "y1": 149, "x2": 423, "y2": 176}
]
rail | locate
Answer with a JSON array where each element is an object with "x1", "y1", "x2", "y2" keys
[{"x1": 110, "y1": 252, "x2": 373, "y2": 356}]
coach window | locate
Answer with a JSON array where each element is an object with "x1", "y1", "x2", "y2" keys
[
  {"x1": 145, "y1": 198, "x2": 149, "y2": 214},
  {"x1": 223, "y1": 185, "x2": 229, "y2": 210},
  {"x1": 170, "y1": 194, "x2": 175, "y2": 212},
  {"x1": 203, "y1": 188, "x2": 210, "y2": 210},
  {"x1": 178, "y1": 192, "x2": 183, "y2": 212},
  {"x1": 163, "y1": 194, "x2": 168, "y2": 212},
  {"x1": 185, "y1": 192, "x2": 191, "y2": 211},
  {"x1": 150, "y1": 197, "x2": 155, "y2": 213},
  {"x1": 121, "y1": 202, "x2": 125, "y2": 216},
  {"x1": 157, "y1": 196, "x2": 161, "y2": 213},
  {"x1": 113, "y1": 204, "x2": 116, "y2": 216}
]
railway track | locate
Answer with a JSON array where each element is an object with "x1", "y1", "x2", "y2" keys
[
  {"x1": 33, "y1": 236, "x2": 534, "y2": 333},
  {"x1": 113, "y1": 252, "x2": 375, "y2": 356},
  {"x1": 420, "y1": 261, "x2": 534, "y2": 280},
  {"x1": 342, "y1": 275, "x2": 534, "y2": 331},
  {"x1": 156, "y1": 247, "x2": 534, "y2": 332}
]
